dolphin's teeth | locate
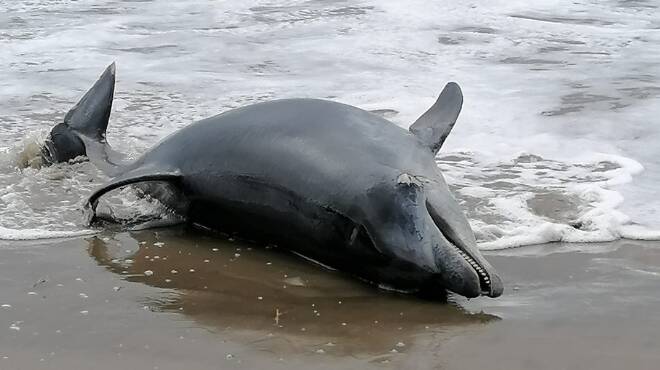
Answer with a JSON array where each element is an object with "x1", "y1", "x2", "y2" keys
[{"x1": 453, "y1": 245, "x2": 492, "y2": 293}]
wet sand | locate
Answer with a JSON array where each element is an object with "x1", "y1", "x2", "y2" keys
[{"x1": 0, "y1": 229, "x2": 659, "y2": 370}]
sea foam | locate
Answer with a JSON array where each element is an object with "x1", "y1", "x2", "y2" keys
[{"x1": 1, "y1": 0, "x2": 660, "y2": 249}]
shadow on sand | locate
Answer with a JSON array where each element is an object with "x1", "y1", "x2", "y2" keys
[{"x1": 86, "y1": 227, "x2": 498, "y2": 358}]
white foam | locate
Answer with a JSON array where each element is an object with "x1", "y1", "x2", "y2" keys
[
  {"x1": 441, "y1": 151, "x2": 660, "y2": 250},
  {"x1": 619, "y1": 225, "x2": 660, "y2": 241},
  {"x1": 0, "y1": 226, "x2": 96, "y2": 241},
  {"x1": 1, "y1": 0, "x2": 660, "y2": 252}
]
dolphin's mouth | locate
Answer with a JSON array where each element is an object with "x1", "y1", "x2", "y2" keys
[
  {"x1": 425, "y1": 199, "x2": 494, "y2": 296},
  {"x1": 451, "y1": 245, "x2": 491, "y2": 295}
]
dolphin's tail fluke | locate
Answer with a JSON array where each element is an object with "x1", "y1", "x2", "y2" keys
[
  {"x1": 42, "y1": 63, "x2": 127, "y2": 176},
  {"x1": 64, "y1": 62, "x2": 115, "y2": 140}
]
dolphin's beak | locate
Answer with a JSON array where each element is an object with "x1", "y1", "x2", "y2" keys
[
  {"x1": 365, "y1": 174, "x2": 503, "y2": 299},
  {"x1": 425, "y1": 186, "x2": 503, "y2": 298}
]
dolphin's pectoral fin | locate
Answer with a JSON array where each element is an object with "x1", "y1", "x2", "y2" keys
[
  {"x1": 409, "y1": 82, "x2": 463, "y2": 154},
  {"x1": 84, "y1": 167, "x2": 182, "y2": 225}
]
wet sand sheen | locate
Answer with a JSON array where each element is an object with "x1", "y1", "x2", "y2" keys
[
  {"x1": 88, "y1": 229, "x2": 496, "y2": 355},
  {"x1": 0, "y1": 229, "x2": 491, "y2": 369},
  {"x1": 1, "y1": 230, "x2": 659, "y2": 369}
]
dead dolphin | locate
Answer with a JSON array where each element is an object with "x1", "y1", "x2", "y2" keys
[{"x1": 43, "y1": 64, "x2": 503, "y2": 298}]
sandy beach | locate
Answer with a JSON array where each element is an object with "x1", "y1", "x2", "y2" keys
[{"x1": 1, "y1": 230, "x2": 658, "y2": 370}]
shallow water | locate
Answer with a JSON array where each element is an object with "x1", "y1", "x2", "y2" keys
[{"x1": 1, "y1": 0, "x2": 660, "y2": 248}]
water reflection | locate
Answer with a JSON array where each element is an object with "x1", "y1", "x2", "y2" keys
[{"x1": 87, "y1": 228, "x2": 498, "y2": 356}]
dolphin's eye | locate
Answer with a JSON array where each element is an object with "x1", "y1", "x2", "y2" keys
[{"x1": 347, "y1": 224, "x2": 382, "y2": 255}]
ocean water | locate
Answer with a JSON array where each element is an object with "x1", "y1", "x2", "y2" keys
[{"x1": 1, "y1": 0, "x2": 659, "y2": 249}]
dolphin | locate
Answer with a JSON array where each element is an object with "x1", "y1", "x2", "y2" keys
[{"x1": 43, "y1": 63, "x2": 503, "y2": 298}]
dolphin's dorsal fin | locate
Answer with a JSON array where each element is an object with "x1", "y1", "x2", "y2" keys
[
  {"x1": 64, "y1": 63, "x2": 116, "y2": 140},
  {"x1": 84, "y1": 166, "x2": 182, "y2": 225},
  {"x1": 409, "y1": 82, "x2": 463, "y2": 154}
]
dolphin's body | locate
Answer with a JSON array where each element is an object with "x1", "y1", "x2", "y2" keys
[{"x1": 44, "y1": 64, "x2": 503, "y2": 298}]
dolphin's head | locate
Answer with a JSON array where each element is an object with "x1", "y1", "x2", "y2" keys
[{"x1": 361, "y1": 171, "x2": 503, "y2": 298}]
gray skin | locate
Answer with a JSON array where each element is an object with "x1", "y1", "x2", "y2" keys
[{"x1": 44, "y1": 64, "x2": 503, "y2": 299}]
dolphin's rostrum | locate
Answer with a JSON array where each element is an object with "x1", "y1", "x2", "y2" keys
[{"x1": 43, "y1": 64, "x2": 504, "y2": 299}]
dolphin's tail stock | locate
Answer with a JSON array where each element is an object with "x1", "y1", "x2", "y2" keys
[{"x1": 42, "y1": 63, "x2": 127, "y2": 176}]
